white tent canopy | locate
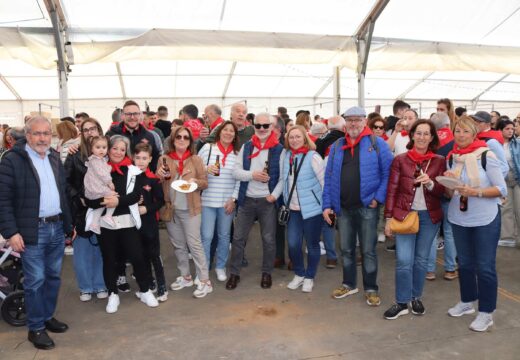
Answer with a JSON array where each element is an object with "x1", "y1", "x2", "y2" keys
[{"x1": 0, "y1": 0, "x2": 519, "y2": 125}]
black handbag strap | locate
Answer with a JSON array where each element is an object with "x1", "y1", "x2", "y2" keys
[{"x1": 286, "y1": 153, "x2": 307, "y2": 205}]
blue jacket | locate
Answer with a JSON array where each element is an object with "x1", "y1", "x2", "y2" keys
[
  {"x1": 237, "y1": 141, "x2": 283, "y2": 207},
  {"x1": 508, "y1": 137, "x2": 520, "y2": 183},
  {"x1": 0, "y1": 139, "x2": 72, "y2": 245},
  {"x1": 282, "y1": 151, "x2": 323, "y2": 219},
  {"x1": 322, "y1": 135, "x2": 393, "y2": 215}
]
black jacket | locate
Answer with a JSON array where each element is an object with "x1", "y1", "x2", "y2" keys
[
  {"x1": 139, "y1": 174, "x2": 165, "y2": 234},
  {"x1": 315, "y1": 129, "x2": 345, "y2": 158},
  {"x1": 155, "y1": 119, "x2": 171, "y2": 138},
  {"x1": 0, "y1": 140, "x2": 72, "y2": 245},
  {"x1": 64, "y1": 150, "x2": 92, "y2": 238},
  {"x1": 106, "y1": 123, "x2": 160, "y2": 171}
]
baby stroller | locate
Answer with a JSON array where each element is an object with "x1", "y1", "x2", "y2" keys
[{"x1": 0, "y1": 243, "x2": 26, "y2": 327}]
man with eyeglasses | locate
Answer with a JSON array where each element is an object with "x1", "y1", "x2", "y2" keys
[
  {"x1": 0, "y1": 116, "x2": 72, "y2": 350},
  {"x1": 322, "y1": 106, "x2": 393, "y2": 307},
  {"x1": 106, "y1": 100, "x2": 160, "y2": 171},
  {"x1": 226, "y1": 112, "x2": 283, "y2": 290},
  {"x1": 202, "y1": 102, "x2": 254, "y2": 149}
]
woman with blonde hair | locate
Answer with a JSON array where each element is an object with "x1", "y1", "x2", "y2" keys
[
  {"x1": 272, "y1": 125, "x2": 325, "y2": 292},
  {"x1": 56, "y1": 121, "x2": 80, "y2": 164},
  {"x1": 445, "y1": 116, "x2": 507, "y2": 332}
]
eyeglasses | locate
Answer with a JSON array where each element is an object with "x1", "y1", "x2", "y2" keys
[
  {"x1": 175, "y1": 135, "x2": 191, "y2": 141},
  {"x1": 372, "y1": 125, "x2": 385, "y2": 130},
  {"x1": 345, "y1": 118, "x2": 363, "y2": 123},
  {"x1": 82, "y1": 126, "x2": 98, "y2": 134},
  {"x1": 123, "y1": 112, "x2": 141, "y2": 118},
  {"x1": 30, "y1": 131, "x2": 52, "y2": 137},
  {"x1": 254, "y1": 123, "x2": 271, "y2": 129}
]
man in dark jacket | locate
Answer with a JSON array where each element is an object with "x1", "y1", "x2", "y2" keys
[
  {"x1": 315, "y1": 115, "x2": 346, "y2": 158},
  {"x1": 0, "y1": 116, "x2": 72, "y2": 350},
  {"x1": 106, "y1": 100, "x2": 160, "y2": 171}
]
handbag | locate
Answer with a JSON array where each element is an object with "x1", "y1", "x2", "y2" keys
[
  {"x1": 159, "y1": 201, "x2": 173, "y2": 222},
  {"x1": 278, "y1": 154, "x2": 306, "y2": 226},
  {"x1": 389, "y1": 211, "x2": 419, "y2": 234}
]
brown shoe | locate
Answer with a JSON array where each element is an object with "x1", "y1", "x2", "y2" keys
[
  {"x1": 287, "y1": 261, "x2": 293, "y2": 271},
  {"x1": 274, "y1": 257, "x2": 285, "y2": 268},
  {"x1": 326, "y1": 259, "x2": 337, "y2": 269},
  {"x1": 225, "y1": 274, "x2": 240, "y2": 290},
  {"x1": 444, "y1": 270, "x2": 458, "y2": 280},
  {"x1": 425, "y1": 272, "x2": 436, "y2": 281},
  {"x1": 260, "y1": 273, "x2": 272, "y2": 289}
]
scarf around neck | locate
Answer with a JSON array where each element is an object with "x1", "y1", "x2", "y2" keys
[
  {"x1": 290, "y1": 146, "x2": 309, "y2": 165},
  {"x1": 108, "y1": 156, "x2": 132, "y2": 175},
  {"x1": 210, "y1": 117, "x2": 224, "y2": 131},
  {"x1": 341, "y1": 126, "x2": 373, "y2": 156},
  {"x1": 477, "y1": 129, "x2": 504, "y2": 145},
  {"x1": 168, "y1": 150, "x2": 191, "y2": 175},
  {"x1": 407, "y1": 147, "x2": 436, "y2": 163},
  {"x1": 216, "y1": 141, "x2": 234, "y2": 167},
  {"x1": 249, "y1": 132, "x2": 279, "y2": 159},
  {"x1": 144, "y1": 167, "x2": 158, "y2": 179},
  {"x1": 448, "y1": 140, "x2": 489, "y2": 187}
]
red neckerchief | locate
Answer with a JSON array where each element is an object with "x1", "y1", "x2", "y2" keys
[
  {"x1": 210, "y1": 117, "x2": 224, "y2": 131},
  {"x1": 217, "y1": 141, "x2": 233, "y2": 167},
  {"x1": 308, "y1": 133, "x2": 317, "y2": 142},
  {"x1": 381, "y1": 133, "x2": 389, "y2": 141},
  {"x1": 168, "y1": 150, "x2": 191, "y2": 174},
  {"x1": 110, "y1": 121, "x2": 120, "y2": 127},
  {"x1": 407, "y1": 147, "x2": 436, "y2": 163},
  {"x1": 401, "y1": 130, "x2": 408, "y2": 137},
  {"x1": 478, "y1": 129, "x2": 504, "y2": 145},
  {"x1": 144, "y1": 167, "x2": 158, "y2": 179},
  {"x1": 249, "y1": 132, "x2": 279, "y2": 159},
  {"x1": 290, "y1": 147, "x2": 309, "y2": 165},
  {"x1": 108, "y1": 156, "x2": 132, "y2": 175},
  {"x1": 122, "y1": 123, "x2": 141, "y2": 134},
  {"x1": 437, "y1": 128, "x2": 454, "y2": 148},
  {"x1": 341, "y1": 126, "x2": 373, "y2": 156},
  {"x1": 145, "y1": 122, "x2": 154, "y2": 131},
  {"x1": 447, "y1": 140, "x2": 488, "y2": 159}
]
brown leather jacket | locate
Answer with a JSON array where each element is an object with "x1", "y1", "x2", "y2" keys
[
  {"x1": 158, "y1": 154, "x2": 208, "y2": 217},
  {"x1": 384, "y1": 153, "x2": 446, "y2": 224}
]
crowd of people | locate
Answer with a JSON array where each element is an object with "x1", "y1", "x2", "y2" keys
[{"x1": 0, "y1": 98, "x2": 519, "y2": 350}]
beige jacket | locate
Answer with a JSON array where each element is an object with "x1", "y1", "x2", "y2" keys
[{"x1": 158, "y1": 154, "x2": 208, "y2": 217}]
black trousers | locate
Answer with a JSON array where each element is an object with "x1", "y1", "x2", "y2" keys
[
  {"x1": 140, "y1": 227, "x2": 166, "y2": 288},
  {"x1": 99, "y1": 227, "x2": 151, "y2": 294}
]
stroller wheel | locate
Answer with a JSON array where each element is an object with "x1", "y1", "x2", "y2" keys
[{"x1": 1, "y1": 290, "x2": 26, "y2": 326}]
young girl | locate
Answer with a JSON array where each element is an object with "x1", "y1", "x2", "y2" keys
[
  {"x1": 133, "y1": 143, "x2": 167, "y2": 301},
  {"x1": 84, "y1": 136, "x2": 116, "y2": 233}
]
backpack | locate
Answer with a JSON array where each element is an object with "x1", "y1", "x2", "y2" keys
[{"x1": 448, "y1": 150, "x2": 487, "y2": 171}]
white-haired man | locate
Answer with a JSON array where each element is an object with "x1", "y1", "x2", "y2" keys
[{"x1": 315, "y1": 115, "x2": 346, "y2": 158}]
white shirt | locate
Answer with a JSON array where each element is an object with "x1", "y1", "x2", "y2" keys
[{"x1": 394, "y1": 133, "x2": 410, "y2": 156}]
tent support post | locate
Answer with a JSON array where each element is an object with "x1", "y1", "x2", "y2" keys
[{"x1": 332, "y1": 66, "x2": 341, "y2": 115}]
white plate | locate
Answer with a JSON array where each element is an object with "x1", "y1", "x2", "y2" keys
[
  {"x1": 171, "y1": 180, "x2": 198, "y2": 193},
  {"x1": 435, "y1": 176, "x2": 463, "y2": 190}
]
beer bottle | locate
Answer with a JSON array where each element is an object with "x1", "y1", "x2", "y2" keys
[
  {"x1": 459, "y1": 195, "x2": 468, "y2": 212},
  {"x1": 162, "y1": 158, "x2": 171, "y2": 180},
  {"x1": 263, "y1": 160, "x2": 269, "y2": 175},
  {"x1": 214, "y1": 155, "x2": 221, "y2": 176},
  {"x1": 328, "y1": 210, "x2": 336, "y2": 228},
  {"x1": 413, "y1": 163, "x2": 421, "y2": 188}
]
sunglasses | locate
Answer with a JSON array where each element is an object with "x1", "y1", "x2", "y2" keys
[
  {"x1": 175, "y1": 135, "x2": 190, "y2": 141},
  {"x1": 372, "y1": 125, "x2": 384, "y2": 130},
  {"x1": 254, "y1": 123, "x2": 270, "y2": 129}
]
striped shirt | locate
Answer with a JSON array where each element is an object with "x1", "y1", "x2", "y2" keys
[{"x1": 198, "y1": 143, "x2": 240, "y2": 208}]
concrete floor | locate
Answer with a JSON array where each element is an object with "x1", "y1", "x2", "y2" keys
[{"x1": 1, "y1": 225, "x2": 520, "y2": 360}]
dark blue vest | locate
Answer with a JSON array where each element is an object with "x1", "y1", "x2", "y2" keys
[{"x1": 237, "y1": 141, "x2": 283, "y2": 207}]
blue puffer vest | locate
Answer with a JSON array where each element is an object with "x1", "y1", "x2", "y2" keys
[
  {"x1": 282, "y1": 151, "x2": 323, "y2": 219},
  {"x1": 237, "y1": 141, "x2": 283, "y2": 207}
]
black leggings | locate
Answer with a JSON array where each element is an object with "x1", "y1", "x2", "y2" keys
[
  {"x1": 99, "y1": 227, "x2": 151, "y2": 294},
  {"x1": 140, "y1": 227, "x2": 166, "y2": 288}
]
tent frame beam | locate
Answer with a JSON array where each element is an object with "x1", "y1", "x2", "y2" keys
[
  {"x1": 398, "y1": 72, "x2": 435, "y2": 99},
  {"x1": 222, "y1": 61, "x2": 236, "y2": 99},
  {"x1": 115, "y1": 62, "x2": 127, "y2": 100},
  {"x1": 471, "y1": 74, "x2": 510, "y2": 109},
  {"x1": 0, "y1": 73, "x2": 22, "y2": 101}
]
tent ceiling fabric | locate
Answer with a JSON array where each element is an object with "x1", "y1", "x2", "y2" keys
[{"x1": 0, "y1": 0, "x2": 519, "y2": 102}]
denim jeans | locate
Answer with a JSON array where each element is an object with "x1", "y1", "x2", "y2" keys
[
  {"x1": 73, "y1": 234, "x2": 106, "y2": 293},
  {"x1": 21, "y1": 221, "x2": 65, "y2": 331},
  {"x1": 427, "y1": 200, "x2": 457, "y2": 272},
  {"x1": 337, "y1": 206, "x2": 379, "y2": 291},
  {"x1": 395, "y1": 210, "x2": 441, "y2": 303},
  {"x1": 321, "y1": 221, "x2": 337, "y2": 260},
  {"x1": 287, "y1": 211, "x2": 322, "y2": 279},
  {"x1": 201, "y1": 206, "x2": 234, "y2": 270},
  {"x1": 451, "y1": 211, "x2": 500, "y2": 313}
]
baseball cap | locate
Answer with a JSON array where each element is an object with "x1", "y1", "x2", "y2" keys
[
  {"x1": 470, "y1": 111, "x2": 491, "y2": 123},
  {"x1": 342, "y1": 106, "x2": 366, "y2": 118}
]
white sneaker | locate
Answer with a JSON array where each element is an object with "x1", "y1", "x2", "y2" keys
[
  {"x1": 320, "y1": 241, "x2": 326, "y2": 256},
  {"x1": 106, "y1": 293, "x2": 120, "y2": 314},
  {"x1": 64, "y1": 245, "x2": 74, "y2": 255},
  {"x1": 287, "y1": 275, "x2": 305, "y2": 290},
  {"x1": 170, "y1": 276, "x2": 194, "y2": 291},
  {"x1": 498, "y1": 239, "x2": 516, "y2": 247},
  {"x1": 194, "y1": 276, "x2": 201, "y2": 286},
  {"x1": 377, "y1": 233, "x2": 386, "y2": 243},
  {"x1": 448, "y1": 301, "x2": 475, "y2": 317},
  {"x1": 302, "y1": 278, "x2": 314, "y2": 293},
  {"x1": 215, "y1": 268, "x2": 227, "y2": 282},
  {"x1": 96, "y1": 290, "x2": 108, "y2": 299},
  {"x1": 136, "y1": 290, "x2": 159, "y2": 308},
  {"x1": 470, "y1": 312, "x2": 494, "y2": 332},
  {"x1": 156, "y1": 290, "x2": 168, "y2": 302},
  {"x1": 193, "y1": 281, "x2": 213, "y2": 298},
  {"x1": 79, "y1": 292, "x2": 92, "y2": 302}
]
